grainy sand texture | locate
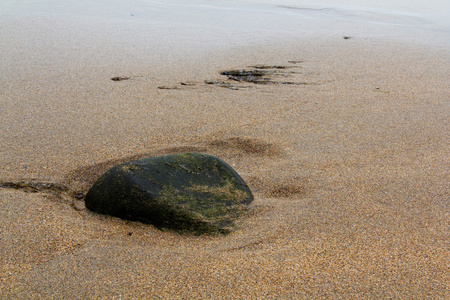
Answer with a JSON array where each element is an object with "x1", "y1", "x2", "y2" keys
[{"x1": 1, "y1": 0, "x2": 449, "y2": 298}]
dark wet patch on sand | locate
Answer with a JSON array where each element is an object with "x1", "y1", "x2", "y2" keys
[
  {"x1": 267, "y1": 184, "x2": 306, "y2": 198},
  {"x1": 208, "y1": 137, "x2": 283, "y2": 157}
]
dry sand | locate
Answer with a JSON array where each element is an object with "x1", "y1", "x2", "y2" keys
[{"x1": 1, "y1": 1, "x2": 449, "y2": 298}]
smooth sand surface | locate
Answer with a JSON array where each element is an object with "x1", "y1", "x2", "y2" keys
[{"x1": 1, "y1": 1, "x2": 449, "y2": 298}]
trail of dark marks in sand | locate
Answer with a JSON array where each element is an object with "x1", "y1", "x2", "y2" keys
[
  {"x1": 155, "y1": 62, "x2": 317, "y2": 91},
  {"x1": 0, "y1": 180, "x2": 85, "y2": 211}
]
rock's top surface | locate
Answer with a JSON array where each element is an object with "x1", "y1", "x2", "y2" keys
[{"x1": 85, "y1": 152, "x2": 253, "y2": 234}]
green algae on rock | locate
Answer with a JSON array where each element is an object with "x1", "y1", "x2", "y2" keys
[{"x1": 84, "y1": 152, "x2": 253, "y2": 234}]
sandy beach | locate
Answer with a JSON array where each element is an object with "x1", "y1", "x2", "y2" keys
[{"x1": 1, "y1": 0, "x2": 449, "y2": 298}]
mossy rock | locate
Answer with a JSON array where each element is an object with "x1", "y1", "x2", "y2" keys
[{"x1": 85, "y1": 152, "x2": 253, "y2": 234}]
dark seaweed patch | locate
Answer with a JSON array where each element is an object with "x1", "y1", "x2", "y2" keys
[
  {"x1": 220, "y1": 70, "x2": 273, "y2": 84},
  {"x1": 201, "y1": 63, "x2": 315, "y2": 90},
  {"x1": 216, "y1": 64, "x2": 308, "y2": 86}
]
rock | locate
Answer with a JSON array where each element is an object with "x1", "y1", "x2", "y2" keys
[{"x1": 85, "y1": 152, "x2": 253, "y2": 234}]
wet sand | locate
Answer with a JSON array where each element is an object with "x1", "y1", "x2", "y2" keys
[{"x1": 1, "y1": 1, "x2": 449, "y2": 298}]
